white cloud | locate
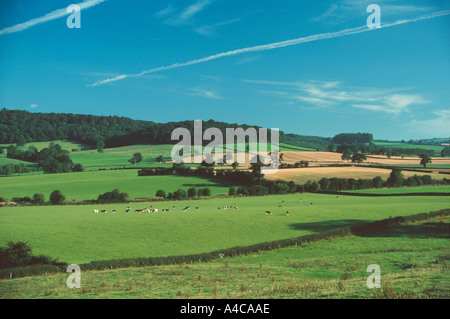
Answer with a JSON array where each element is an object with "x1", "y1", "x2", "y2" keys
[
  {"x1": 190, "y1": 88, "x2": 223, "y2": 99},
  {"x1": 247, "y1": 80, "x2": 429, "y2": 114},
  {"x1": 91, "y1": 10, "x2": 450, "y2": 87},
  {"x1": 194, "y1": 18, "x2": 241, "y2": 36},
  {"x1": 162, "y1": 0, "x2": 215, "y2": 26},
  {"x1": 406, "y1": 110, "x2": 450, "y2": 137},
  {"x1": 0, "y1": 0, "x2": 109, "y2": 36},
  {"x1": 30, "y1": 104, "x2": 38, "y2": 108}
]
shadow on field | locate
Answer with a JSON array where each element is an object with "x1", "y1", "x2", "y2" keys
[
  {"x1": 358, "y1": 222, "x2": 450, "y2": 239},
  {"x1": 290, "y1": 220, "x2": 449, "y2": 239},
  {"x1": 289, "y1": 219, "x2": 370, "y2": 233}
]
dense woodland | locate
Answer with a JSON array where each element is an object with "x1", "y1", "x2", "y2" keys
[{"x1": 0, "y1": 109, "x2": 284, "y2": 147}]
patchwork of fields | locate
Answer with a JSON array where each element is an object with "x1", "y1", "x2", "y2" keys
[
  {"x1": 1, "y1": 140, "x2": 449, "y2": 299},
  {"x1": 265, "y1": 166, "x2": 446, "y2": 184}
]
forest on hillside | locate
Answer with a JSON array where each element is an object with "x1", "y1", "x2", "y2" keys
[{"x1": 0, "y1": 109, "x2": 284, "y2": 147}]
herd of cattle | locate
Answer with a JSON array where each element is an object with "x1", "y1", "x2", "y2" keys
[
  {"x1": 92, "y1": 205, "x2": 240, "y2": 214},
  {"x1": 91, "y1": 196, "x2": 341, "y2": 216}
]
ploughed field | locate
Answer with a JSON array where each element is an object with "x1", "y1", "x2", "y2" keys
[{"x1": 0, "y1": 193, "x2": 449, "y2": 264}]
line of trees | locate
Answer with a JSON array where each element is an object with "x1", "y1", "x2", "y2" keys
[
  {"x1": 0, "y1": 164, "x2": 34, "y2": 176},
  {"x1": 5, "y1": 143, "x2": 84, "y2": 174}
]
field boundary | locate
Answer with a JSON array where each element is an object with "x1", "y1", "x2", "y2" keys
[
  {"x1": 317, "y1": 191, "x2": 450, "y2": 197},
  {"x1": 1, "y1": 209, "x2": 448, "y2": 280}
]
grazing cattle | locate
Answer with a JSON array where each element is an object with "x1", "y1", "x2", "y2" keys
[
  {"x1": 286, "y1": 211, "x2": 290, "y2": 216},
  {"x1": 336, "y1": 196, "x2": 340, "y2": 199},
  {"x1": 135, "y1": 208, "x2": 147, "y2": 213},
  {"x1": 101, "y1": 210, "x2": 108, "y2": 213},
  {"x1": 234, "y1": 206, "x2": 239, "y2": 210},
  {"x1": 282, "y1": 200, "x2": 285, "y2": 204},
  {"x1": 223, "y1": 206, "x2": 228, "y2": 210},
  {"x1": 153, "y1": 209, "x2": 158, "y2": 213},
  {"x1": 112, "y1": 210, "x2": 117, "y2": 214},
  {"x1": 93, "y1": 209, "x2": 99, "y2": 214},
  {"x1": 125, "y1": 208, "x2": 131, "y2": 213},
  {"x1": 265, "y1": 211, "x2": 272, "y2": 215},
  {"x1": 195, "y1": 207, "x2": 199, "y2": 210},
  {"x1": 310, "y1": 203, "x2": 313, "y2": 206}
]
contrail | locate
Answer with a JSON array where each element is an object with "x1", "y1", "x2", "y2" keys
[
  {"x1": 0, "y1": 0, "x2": 109, "y2": 36},
  {"x1": 90, "y1": 10, "x2": 450, "y2": 87}
]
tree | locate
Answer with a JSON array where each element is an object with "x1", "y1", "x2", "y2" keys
[
  {"x1": 441, "y1": 147, "x2": 450, "y2": 157},
  {"x1": 419, "y1": 153, "x2": 432, "y2": 168},
  {"x1": 33, "y1": 193, "x2": 45, "y2": 205},
  {"x1": 155, "y1": 190, "x2": 166, "y2": 198},
  {"x1": 231, "y1": 162, "x2": 239, "y2": 170},
  {"x1": 328, "y1": 143, "x2": 335, "y2": 152},
  {"x1": 341, "y1": 149, "x2": 352, "y2": 162},
  {"x1": 72, "y1": 163, "x2": 84, "y2": 172},
  {"x1": 351, "y1": 152, "x2": 366, "y2": 166},
  {"x1": 50, "y1": 190, "x2": 65, "y2": 205},
  {"x1": 385, "y1": 169, "x2": 404, "y2": 188},
  {"x1": 96, "y1": 140, "x2": 105, "y2": 153},
  {"x1": 228, "y1": 187, "x2": 237, "y2": 196},
  {"x1": 188, "y1": 187, "x2": 197, "y2": 198},
  {"x1": 129, "y1": 153, "x2": 143, "y2": 166}
]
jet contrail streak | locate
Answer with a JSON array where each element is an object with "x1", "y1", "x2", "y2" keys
[{"x1": 90, "y1": 10, "x2": 450, "y2": 87}]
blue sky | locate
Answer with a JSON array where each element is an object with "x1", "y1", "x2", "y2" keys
[{"x1": 1, "y1": 0, "x2": 449, "y2": 140}]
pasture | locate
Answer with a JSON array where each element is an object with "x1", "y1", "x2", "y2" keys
[
  {"x1": 0, "y1": 194, "x2": 449, "y2": 264},
  {"x1": 0, "y1": 170, "x2": 235, "y2": 201},
  {"x1": 0, "y1": 216, "x2": 448, "y2": 299}
]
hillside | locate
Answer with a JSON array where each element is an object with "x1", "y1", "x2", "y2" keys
[{"x1": 0, "y1": 109, "x2": 285, "y2": 148}]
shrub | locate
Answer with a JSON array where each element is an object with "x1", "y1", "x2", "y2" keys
[
  {"x1": 155, "y1": 190, "x2": 166, "y2": 198},
  {"x1": 187, "y1": 187, "x2": 197, "y2": 198},
  {"x1": 97, "y1": 189, "x2": 129, "y2": 203},
  {"x1": 33, "y1": 193, "x2": 45, "y2": 205},
  {"x1": 50, "y1": 190, "x2": 65, "y2": 205}
]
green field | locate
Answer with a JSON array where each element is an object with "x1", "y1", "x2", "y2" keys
[
  {"x1": 373, "y1": 142, "x2": 445, "y2": 154},
  {"x1": 348, "y1": 185, "x2": 450, "y2": 194},
  {"x1": 0, "y1": 140, "x2": 87, "y2": 152},
  {"x1": 0, "y1": 193, "x2": 448, "y2": 264},
  {"x1": 0, "y1": 216, "x2": 448, "y2": 299},
  {"x1": 0, "y1": 170, "x2": 235, "y2": 201}
]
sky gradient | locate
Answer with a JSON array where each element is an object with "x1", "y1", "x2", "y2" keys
[{"x1": 1, "y1": 0, "x2": 449, "y2": 140}]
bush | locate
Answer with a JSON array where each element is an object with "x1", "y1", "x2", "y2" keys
[
  {"x1": 50, "y1": 190, "x2": 65, "y2": 205},
  {"x1": 228, "y1": 187, "x2": 237, "y2": 196},
  {"x1": 188, "y1": 187, "x2": 197, "y2": 198},
  {"x1": 97, "y1": 189, "x2": 129, "y2": 203},
  {"x1": 155, "y1": 190, "x2": 166, "y2": 198},
  {"x1": 33, "y1": 193, "x2": 45, "y2": 205}
]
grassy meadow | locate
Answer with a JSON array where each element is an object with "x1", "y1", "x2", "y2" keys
[
  {"x1": 0, "y1": 169, "x2": 236, "y2": 201},
  {"x1": 0, "y1": 193, "x2": 449, "y2": 264},
  {"x1": 0, "y1": 216, "x2": 448, "y2": 299}
]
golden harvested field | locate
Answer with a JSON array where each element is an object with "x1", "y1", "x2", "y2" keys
[
  {"x1": 281, "y1": 151, "x2": 450, "y2": 166},
  {"x1": 265, "y1": 166, "x2": 446, "y2": 184}
]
